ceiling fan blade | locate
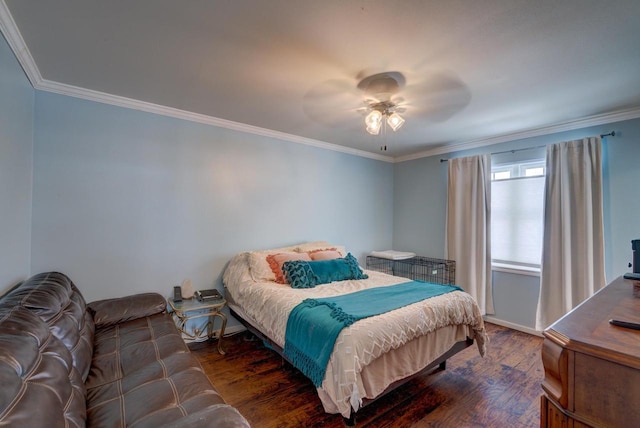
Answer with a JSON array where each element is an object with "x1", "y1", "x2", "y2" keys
[
  {"x1": 402, "y1": 71, "x2": 471, "y2": 122},
  {"x1": 302, "y1": 78, "x2": 363, "y2": 127},
  {"x1": 355, "y1": 106, "x2": 370, "y2": 116}
]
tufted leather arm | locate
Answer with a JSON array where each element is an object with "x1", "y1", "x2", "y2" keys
[
  {"x1": 0, "y1": 271, "x2": 95, "y2": 381},
  {"x1": 0, "y1": 306, "x2": 86, "y2": 427}
]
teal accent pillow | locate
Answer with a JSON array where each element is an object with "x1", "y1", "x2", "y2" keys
[
  {"x1": 344, "y1": 253, "x2": 369, "y2": 280},
  {"x1": 282, "y1": 260, "x2": 319, "y2": 288},
  {"x1": 282, "y1": 253, "x2": 368, "y2": 289}
]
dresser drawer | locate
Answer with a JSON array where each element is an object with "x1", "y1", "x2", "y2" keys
[
  {"x1": 573, "y1": 352, "x2": 640, "y2": 427},
  {"x1": 541, "y1": 395, "x2": 591, "y2": 428}
]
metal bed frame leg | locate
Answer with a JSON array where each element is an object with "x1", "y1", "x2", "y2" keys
[{"x1": 343, "y1": 410, "x2": 356, "y2": 427}]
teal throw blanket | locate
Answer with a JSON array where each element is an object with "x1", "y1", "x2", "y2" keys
[{"x1": 283, "y1": 281, "x2": 463, "y2": 387}]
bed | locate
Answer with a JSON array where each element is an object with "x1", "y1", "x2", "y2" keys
[{"x1": 222, "y1": 242, "x2": 488, "y2": 424}]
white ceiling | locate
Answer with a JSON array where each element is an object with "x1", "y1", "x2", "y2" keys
[{"x1": 2, "y1": 0, "x2": 640, "y2": 160}]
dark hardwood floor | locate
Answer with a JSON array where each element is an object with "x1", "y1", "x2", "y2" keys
[{"x1": 189, "y1": 323, "x2": 544, "y2": 427}]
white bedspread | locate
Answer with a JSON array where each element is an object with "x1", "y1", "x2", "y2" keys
[{"x1": 223, "y1": 252, "x2": 487, "y2": 418}]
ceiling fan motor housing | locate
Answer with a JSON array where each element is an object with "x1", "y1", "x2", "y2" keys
[{"x1": 365, "y1": 76, "x2": 400, "y2": 102}]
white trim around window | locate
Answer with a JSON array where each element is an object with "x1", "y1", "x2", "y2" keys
[{"x1": 491, "y1": 262, "x2": 541, "y2": 277}]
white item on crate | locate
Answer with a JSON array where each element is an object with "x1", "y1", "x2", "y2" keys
[{"x1": 369, "y1": 250, "x2": 416, "y2": 260}]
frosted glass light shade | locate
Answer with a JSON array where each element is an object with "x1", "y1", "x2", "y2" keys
[
  {"x1": 365, "y1": 110, "x2": 383, "y2": 135},
  {"x1": 366, "y1": 122, "x2": 381, "y2": 135},
  {"x1": 387, "y1": 112, "x2": 405, "y2": 131}
]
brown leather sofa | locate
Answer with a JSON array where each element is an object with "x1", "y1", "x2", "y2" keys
[{"x1": 0, "y1": 272, "x2": 250, "y2": 427}]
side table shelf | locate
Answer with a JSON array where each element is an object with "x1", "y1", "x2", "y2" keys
[{"x1": 168, "y1": 297, "x2": 227, "y2": 355}]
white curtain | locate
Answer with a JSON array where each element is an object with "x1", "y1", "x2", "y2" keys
[
  {"x1": 535, "y1": 137, "x2": 606, "y2": 331},
  {"x1": 445, "y1": 154, "x2": 494, "y2": 315}
]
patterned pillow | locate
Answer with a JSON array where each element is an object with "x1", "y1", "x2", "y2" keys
[
  {"x1": 282, "y1": 253, "x2": 368, "y2": 288},
  {"x1": 344, "y1": 253, "x2": 369, "y2": 280},
  {"x1": 247, "y1": 244, "x2": 299, "y2": 282},
  {"x1": 282, "y1": 260, "x2": 319, "y2": 289},
  {"x1": 311, "y1": 253, "x2": 369, "y2": 283},
  {"x1": 266, "y1": 252, "x2": 312, "y2": 284}
]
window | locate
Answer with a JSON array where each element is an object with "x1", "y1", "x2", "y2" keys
[{"x1": 491, "y1": 159, "x2": 545, "y2": 272}]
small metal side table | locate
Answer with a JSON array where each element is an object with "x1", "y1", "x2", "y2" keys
[{"x1": 168, "y1": 297, "x2": 227, "y2": 355}]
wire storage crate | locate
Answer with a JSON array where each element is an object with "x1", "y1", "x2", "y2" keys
[{"x1": 366, "y1": 255, "x2": 456, "y2": 285}]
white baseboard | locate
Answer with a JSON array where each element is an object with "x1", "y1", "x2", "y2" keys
[{"x1": 483, "y1": 316, "x2": 543, "y2": 337}]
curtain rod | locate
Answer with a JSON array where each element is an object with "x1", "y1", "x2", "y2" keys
[{"x1": 439, "y1": 131, "x2": 615, "y2": 162}]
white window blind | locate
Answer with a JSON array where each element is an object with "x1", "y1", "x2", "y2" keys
[{"x1": 491, "y1": 161, "x2": 545, "y2": 268}]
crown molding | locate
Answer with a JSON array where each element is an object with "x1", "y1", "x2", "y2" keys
[
  {"x1": 36, "y1": 78, "x2": 394, "y2": 162},
  {"x1": 0, "y1": 0, "x2": 42, "y2": 86},
  {"x1": 394, "y1": 107, "x2": 640, "y2": 163},
  {"x1": 0, "y1": 1, "x2": 393, "y2": 163}
]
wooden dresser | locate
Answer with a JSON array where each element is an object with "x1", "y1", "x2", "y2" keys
[{"x1": 541, "y1": 276, "x2": 640, "y2": 427}]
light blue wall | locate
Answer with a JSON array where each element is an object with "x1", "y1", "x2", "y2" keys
[
  {"x1": 0, "y1": 33, "x2": 33, "y2": 293},
  {"x1": 393, "y1": 118, "x2": 640, "y2": 330},
  {"x1": 31, "y1": 92, "x2": 394, "y2": 313},
  {"x1": 5, "y1": 24, "x2": 639, "y2": 333},
  {"x1": 393, "y1": 155, "x2": 448, "y2": 257}
]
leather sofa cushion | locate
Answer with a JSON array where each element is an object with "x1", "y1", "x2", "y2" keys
[
  {"x1": 0, "y1": 306, "x2": 86, "y2": 427},
  {"x1": 1, "y1": 272, "x2": 95, "y2": 381},
  {"x1": 85, "y1": 313, "x2": 244, "y2": 427}
]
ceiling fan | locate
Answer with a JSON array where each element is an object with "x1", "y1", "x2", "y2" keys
[
  {"x1": 302, "y1": 69, "x2": 471, "y2": 139},
  {"x1": 356, "y1": 72, "x2": 407, "y2": 135}
]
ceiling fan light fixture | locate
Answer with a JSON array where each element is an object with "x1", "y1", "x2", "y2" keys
[
  {"x1": 387, "y1": 112, "x2": 405, "y2": 131},
  {"x1": 365, "y1": 110, "x2": 383, "y2": 135},
  {"x1": 366, "y1": 122, "x2": 382, "y2": 135}
]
